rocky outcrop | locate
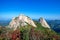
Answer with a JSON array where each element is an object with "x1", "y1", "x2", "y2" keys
[
  {"x1": 8, "y1": 14, "x2": 37, "y2": 30},
  {"x1": 39, "y1": 17, "x2": 50, "y2": 28}
]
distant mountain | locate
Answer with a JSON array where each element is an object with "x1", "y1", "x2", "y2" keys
[
  {"x1": 0, "y1": 19, "x2": 11, "y2": 26},
  {"x1": 8, "y1": 14, "x2": 37, "y2": 30},
  {"x1": 47, "y1": 20, "x2": 60, "y2": 33}
]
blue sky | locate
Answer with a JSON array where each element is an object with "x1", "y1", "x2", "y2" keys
[{"x1": 0, "y1": 0, "x2": 60, "y2": 20}]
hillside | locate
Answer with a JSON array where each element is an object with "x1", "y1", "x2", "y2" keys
[
  {"x1": 12, "y1": 21, "x2": 60, "y2": 40},
  {"x1": 0, "y1": 15, "x2": 60, "y2": 40},
  {"x1": 0, "y1": 20, "x2": 60, "y2": 40}
]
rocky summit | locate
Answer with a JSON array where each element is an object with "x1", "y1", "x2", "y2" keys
[
  {"x1": 8, "y1": 14, "x2": 37, "y2": 30},
  {"x1": 40, "y1": 17, "x2": 50, "y2": 28}
]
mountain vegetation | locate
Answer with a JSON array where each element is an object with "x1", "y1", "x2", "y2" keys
[
  {"x1": 0, "y1": 15, "x2": 60, "y2": 40},
  {"x1": 0, "y1": 21, "x2": 60, "y2": 40}
]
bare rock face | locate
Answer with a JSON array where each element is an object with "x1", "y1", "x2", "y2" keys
[
  {"x1": 8, "y1": 14, "x2": 37, "y2": 30},
  {"x1": 40, "y1": 17, "x2": 50, "y2": 28}
]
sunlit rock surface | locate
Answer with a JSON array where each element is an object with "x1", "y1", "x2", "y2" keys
[
  {"x1": 8, "y1": 14, "x2": 37, "y2": 30},
  {"x1": 40, "y1": 17, "x2": 50, "y2": 28}
]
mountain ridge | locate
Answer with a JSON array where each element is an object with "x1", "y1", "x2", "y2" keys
[
  {"x1": 0, "y1": 14, "x2": 60, "y2": 40},
  {"x1": 8, "y1": 14, "x2": 37, "y2": 30}
]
